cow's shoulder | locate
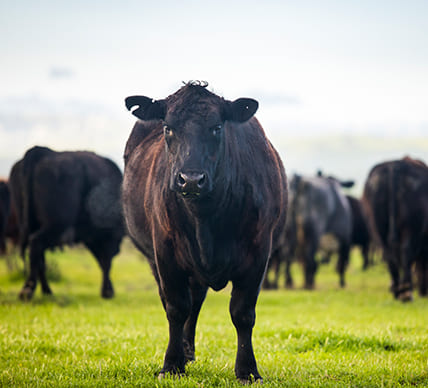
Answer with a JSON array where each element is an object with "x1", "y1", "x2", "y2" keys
[{"x1": 124, "y1": 120, "x2": 163, "y2": 164}]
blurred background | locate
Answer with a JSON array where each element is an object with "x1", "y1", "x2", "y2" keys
[{"x1": 1, "y1": 0, "x2": 427, "y2": 194}]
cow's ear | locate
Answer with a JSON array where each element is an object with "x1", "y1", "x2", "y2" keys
[
  {"x1": 339, "y1": 180, "x2": 355, "y2": 188},
  {"x1": 125, "y1": 96, "x2": 166, "y2": 120},
  {"x1": 226, "y1": 98, "x2": 258, "y2": 123}
]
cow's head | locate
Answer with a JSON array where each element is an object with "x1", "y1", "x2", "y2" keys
[{"x1": 125, "y1": 82, "x2": 258, "y2": 199}]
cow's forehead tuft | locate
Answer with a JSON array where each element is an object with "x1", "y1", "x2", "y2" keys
[
  {"x1": 165, "y1": 84, "x2": 225, "y2": 125},
  {"x1": 167, "y1": 84, "x2": 223, "y2": 106}
]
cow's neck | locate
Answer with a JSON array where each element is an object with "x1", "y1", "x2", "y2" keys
[
  {"x1": 179, "y1": 199, "x2": 227, "y2": 270},
  {"x1": 194, "y1": 218, "x2": 214, "y2": 269}
]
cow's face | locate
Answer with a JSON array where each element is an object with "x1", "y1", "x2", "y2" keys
[{"x1": 125, "y1": 84, "x2": 258, "y2": 199}]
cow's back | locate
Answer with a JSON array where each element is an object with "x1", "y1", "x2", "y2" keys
[
  {"x1": 363, "y1": 159, "x2": 428, "y2": 249},
  {"x1": 295, "y1": 176, "x2": 351, "y2": 241},
  {"x1": 11, "y1": 147, "x2": 124, "y2": 251}
]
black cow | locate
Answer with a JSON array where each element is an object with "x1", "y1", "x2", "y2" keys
[
  {"x1": 316, "y1": 195, "x2": 373, "y2": 270},
  {"x1": 363, "y1": 157, "x2": 428, "y2": 301},
  {"x1": 0, "y1": 180, "x2": 19, "y2": 259},
  {"x1": 0, "y1": 180, "x2": 11, "y2": 255},
  {"x1": 122, "y1": 82, "x2": 287, "y2": 383},
  {"x1": 287, "y1": 173, "x2": 353, "y2": 289},
  {"x1": 9, "y1": 146, "x2": 125, "y2": 300}
]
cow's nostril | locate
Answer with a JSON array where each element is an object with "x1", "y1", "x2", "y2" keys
[
  {"x1": 178, "y1": 173, "x2": 186, "y2": 187},
  {"x1": 176, "y1": 172, "x2": 208, "y2": 194},
  {"x1": 198, "y1": 174, "x2": 206, "y2": 188}
]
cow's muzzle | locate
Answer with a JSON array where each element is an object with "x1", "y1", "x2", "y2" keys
[{"x1": 175, "y1": 171, "x2": 209, "y2": 198}]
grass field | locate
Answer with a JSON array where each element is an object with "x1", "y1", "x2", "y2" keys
[{"x1": 1, "y1": 239, "x2": 427, "y2": 387}]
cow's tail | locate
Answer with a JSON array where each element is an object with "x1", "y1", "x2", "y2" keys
[{"x1": 20, "y1": 146, "x2": 53, "y2": 258}]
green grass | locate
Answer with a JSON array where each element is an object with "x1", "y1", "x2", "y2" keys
[{"x1": 1, "y1": 240, "x2": 427, "y2": 387}]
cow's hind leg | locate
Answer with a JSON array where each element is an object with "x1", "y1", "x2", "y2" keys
[
  {"x1": 19, "y1": 229, "x2": 54, "y2": 301},
  {"x1": 336, "y1": 242, "x2": 350, "y2": 288},
  {"x1": 399, "y1": 237, "x2": 415, "y2": 302},
  {"x1": 86, "y1": 241, "x2": 117, "y2": 299},
  {"x1": 285, "y1": 256, "x2": 294, "y2": 288},
  {"x1": 39, "y1": 254, "x2": 52, "y2": 295},
  {"x1": 361, "y1": 243, "x2": 370, "y2": 271},
  {"x1": 384, "y1": 247, "x2": 400, "y2": 299},
  {"x1": 303, "y1": 242, "x2": 318, "y2": 289},
  {"x1": 183, "y1": 279, "x2": 208, "y2": 363}
]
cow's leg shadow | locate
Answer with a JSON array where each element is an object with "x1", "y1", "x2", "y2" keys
[{"x1": 183, "y1": 279, "x2": 208, "y2": 363}]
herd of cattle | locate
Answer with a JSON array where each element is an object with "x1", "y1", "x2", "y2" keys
[{"x1": 0, "y1": 82, "x2": 427, "y2": 382}]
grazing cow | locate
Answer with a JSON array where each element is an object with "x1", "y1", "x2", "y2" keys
[
  {"x1": 122, "y1": 82, "x2": 287, "y2": 383},
  {"x1": 9, "y1": 146, "x2": 125, "y2": 300},
  {"x1": 0, "y1": 180, "x2": 19, "y2": 258},
  {"x1": 287, "y1": 173, "x2": 353, "y2": 289},
  {"x1": 0, "y1": 180, "x2": 11, "y2": 255},
  {"x1": 363, "y1": 157, "x2": 428, "y2": 301}
]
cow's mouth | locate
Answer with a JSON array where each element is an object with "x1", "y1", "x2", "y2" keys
[{"x1": 181, "y1": 191, "x2": 201, "y2": 199}]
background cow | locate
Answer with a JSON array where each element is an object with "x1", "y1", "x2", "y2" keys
[
  {"x1": 0, "y1": 180, "x2": 11, "y2": 255},
  {"x1": 316, "y1": 195, "x2": 373, "y2": 269},
  {"x1": 9, "y1": 146, "x2": 125, "y2": 300},
  {"x1": 363, "y1": 157, "x2": 428, "y2": 301},
  {"x1": 285, "y1": 173, "x2": 353, "y2": 289},
  {"x1": 122, "y1": 82, "x2": 287, "y2": 383},
  {"x1": 263, "y1": 171, "x2": 359, "y2": 290},
  {"x1": 0, "y1": 180, "x2": 20, "y2": 272}
]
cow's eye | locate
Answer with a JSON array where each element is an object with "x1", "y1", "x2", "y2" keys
[
  {"x1": 211, "y1": 124, "x2": 222, "y2": 136},
  {"x1": 163, "y1": 125, "x2": 173, "y2": 136}
]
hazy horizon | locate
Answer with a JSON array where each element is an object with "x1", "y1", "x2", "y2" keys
[{"x1": 1, "y1": 1, "x2": 427, "y2": 192}]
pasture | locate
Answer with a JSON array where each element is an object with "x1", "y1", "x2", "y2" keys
[{"x1": 0, "y1": 239, "x2": 427, "y2": 387}]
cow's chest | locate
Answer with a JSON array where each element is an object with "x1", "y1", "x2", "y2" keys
[{"x1": 176, "y1": 223, "x2": 239, "y2": 290}]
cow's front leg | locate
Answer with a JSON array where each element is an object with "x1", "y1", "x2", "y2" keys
[
  {"x1": 183, "y1": 279, "x2": 208, "y2": 363},
  {"x1": 230, "y1": 268, "x2": 265, "y2": 384},
  {"x1": 158, "y1": 270, "x2": 191, "y2": 377}
]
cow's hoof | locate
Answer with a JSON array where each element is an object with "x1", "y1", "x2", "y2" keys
[
  {"x1": 237, "y1": 376, "x2": 263, "y2": 385},
  {"x1": 400, "y1": 290, "x2": 413, "y2": 302},
  {"x1": 183, "y1": 340, "x2": 195, "y2": 364},
  {"x1": 158, "y1": 370, "x2": 184, "y2": 380},
  {"x1": 19, "y1": 287, "x2": 34, "y2": 301},
  {"x1": 101, "y1": 288, "x2": 115, "y2": 299},
  {"x1": 41, "y1": 287, "x2": 53, "y2": 295}
]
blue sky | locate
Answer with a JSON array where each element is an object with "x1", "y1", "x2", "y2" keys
[{"x1": 1, "y1": 1, "x2": 427, "y2": 186}]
